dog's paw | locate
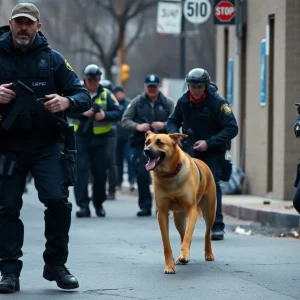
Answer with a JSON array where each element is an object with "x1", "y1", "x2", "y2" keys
[
  {"x1": 205, "y1": 252, "x2": 214, "y2": 261},
  {"x1": 175, "y1": 255, "x2": 190, "y2": 265},
  {"x1": 164, "y1": 265, "x2": 176, "y2": 274}
]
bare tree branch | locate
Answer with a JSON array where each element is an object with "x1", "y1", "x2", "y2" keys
[
  {"x1": 72, "y1": 48, "x2": 100, "y2": 58},
  {"x1": 125, "y1": 0, "x2": 157, "y2": 21},
  {"x1": 84, "y1": 24, "x2": 106, "y2": 62},
  {"x1": 125, "y1": 15, "x2": 146, "y2": 52},
  {"x1": 94, "y1": 0, "x2": 118, "y2": 20}
]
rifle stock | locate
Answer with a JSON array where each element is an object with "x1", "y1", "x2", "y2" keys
[{"x1": 82, "y1": 103, "x2": 102, "y2": 133}]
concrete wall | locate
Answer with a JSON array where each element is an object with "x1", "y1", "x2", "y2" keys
[{"x1": 216, "y1": 0, "x2": 300, "y2": 200}]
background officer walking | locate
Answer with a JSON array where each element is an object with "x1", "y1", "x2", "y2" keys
[
  {"x1": 0, "y1": 2, "x2": 91, "y2": 293},
  {"x1": 167, "y1": 68, "x2": 238, "y2": 240},
  {"x1": 68, "y1": 64, "x2": 121, "y2": 218},
  {"x1": 113, "y1": 85, "x2": 136, "y2": 191},
  {"x1": 121, "y1": 74, "x2": 174, "y2": 216}
]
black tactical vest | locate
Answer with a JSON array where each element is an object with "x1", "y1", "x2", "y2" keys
[
  {"x1": 180, "y1": 92, "x2": 220, "y2": 141},
  {"x1": 0, "y1": 46, "x2": 61, "y2": 131},
  {"x1": 132, "y1": 93, "x2": 169, "y2": 146}
]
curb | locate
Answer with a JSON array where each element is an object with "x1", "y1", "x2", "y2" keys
[{"x1": 223, "y1": 204, "x2": 300, "y2": 229}]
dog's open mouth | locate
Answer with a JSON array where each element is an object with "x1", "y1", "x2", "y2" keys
[{"x1": 145, "y1": 152, "x2": 166, "y2": 171}]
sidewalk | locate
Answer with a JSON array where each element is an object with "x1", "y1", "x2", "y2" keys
[
  {"x1": 222, "y1": 195, "x2": 300, "y2": 229},
  {"x1": 118, "y1": 182, "x2": 300, "y2": 229}
]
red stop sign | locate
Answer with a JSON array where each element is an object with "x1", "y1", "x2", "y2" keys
[{"x1": 215, "y1": 1, "x2": 235, "y2": 22}]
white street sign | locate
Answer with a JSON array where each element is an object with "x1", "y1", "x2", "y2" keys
[
  {"x1": 183, "y1": 0, "x2": 212, "y2": 24},
  {"x1": 156, "y1": 1, "x2": 182, "y2": 35}
]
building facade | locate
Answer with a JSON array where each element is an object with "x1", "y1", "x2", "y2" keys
[{"x1": 215, "y1": 0, "x2": 300, "y2": 200}]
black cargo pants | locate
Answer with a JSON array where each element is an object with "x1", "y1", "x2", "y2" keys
[
  {"x1": 195, "y1": 153, "x2": 225, "y2": 231},
  {"x1": 0, "y1": 143, "x2": 72, "y2": 277},
  {"x1": 132, "y1": 146, "x2": 152, "y2": 211}
]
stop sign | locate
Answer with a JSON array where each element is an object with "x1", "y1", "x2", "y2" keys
[{"x1": 215, "y1": 0, "x2": 235, "y2": 22}]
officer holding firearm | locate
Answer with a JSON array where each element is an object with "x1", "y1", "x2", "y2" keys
[
  {"x1": 167, "y1": 68, "x2": 239, "y2": 240},
  {"x1": 0, "y1": 2, "x2": 91, "y2": 292},
  {"x1": 68, "y1": 64, "x2": 121, "y2": 218}
]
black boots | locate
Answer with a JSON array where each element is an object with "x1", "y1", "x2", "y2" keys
[
  {"x1": 0, "y1": 274, "x2": 20, "y2": 293},
  {"x1": 137, "y1": 209, "x2": 151, "y2": 217},
  {"x1": 211, "y1": 229, "x2": 225, "y2": 240},
  {"x1": 0, "y1": 265, "x2": 79, "y2": 292},
  {"x1": 76, "y1": 208, "x2": 91, "y2": 218},
  {"x1": 95, "y1": 205, "x2": 106, "y2": 217},
  {"x1": 43, "y1": 264, "x2": 79, "y2": 290}
]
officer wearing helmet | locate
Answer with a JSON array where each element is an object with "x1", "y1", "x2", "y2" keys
[
  {"x1": 68, "y1": 64, "x2": 121, "y2": 218},
  {"x1": 167, "y1": 68, "x2": 239, "y2": 240}
]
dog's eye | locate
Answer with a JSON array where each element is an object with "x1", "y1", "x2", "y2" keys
[
  {"x1": 145, "y1": 139, "x2": 150, "y2": 146},
  {"x1": 156, "y1": 139, "x2": 164, "y2": 146}
]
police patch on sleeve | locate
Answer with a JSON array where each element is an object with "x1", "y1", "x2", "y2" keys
[
  {"x1": 220, "y1": 103, "x2": 232, "y2": 115},
  {"x1": 64, "y1": 59, "x2": 74, "y2": 72}
]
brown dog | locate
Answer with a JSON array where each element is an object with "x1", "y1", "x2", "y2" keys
[{"x1": 144, "y1": 131, "x2": 216, "y2": 274}]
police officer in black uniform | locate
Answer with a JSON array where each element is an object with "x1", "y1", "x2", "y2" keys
[
  {"x1": 68, "y1": 64, "x2": 121, "y2": 218},
  {"x1": 167, "y1": 68, "x2": 238, "y2": 240},
  {"x1": 0, "y1": 3, "x2": 91, "y2": 293},
  {"x1": 121, "y1": 74, "x2": 174, "y2": 216}
]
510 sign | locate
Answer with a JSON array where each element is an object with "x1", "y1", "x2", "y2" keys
[{"x1": 183, "y1": 0, "x2": 212, "y2": 24}]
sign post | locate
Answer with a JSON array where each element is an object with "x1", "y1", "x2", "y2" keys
[{"x1": 183, "y1": 0, "x2": 212, "y2": 24}]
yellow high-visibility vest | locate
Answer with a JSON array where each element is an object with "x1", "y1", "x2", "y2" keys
[{"x1": 69, "y1": 89, "x2": 112, "y2": 135}]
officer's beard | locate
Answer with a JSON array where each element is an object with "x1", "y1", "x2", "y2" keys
[{"x1": 14, "y1": 33, "x2": 35, "y2": 50}]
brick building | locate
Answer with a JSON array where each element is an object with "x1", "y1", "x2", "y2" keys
[{"x1": 215, "y1": 0, "x2": 300, "y2": 200}]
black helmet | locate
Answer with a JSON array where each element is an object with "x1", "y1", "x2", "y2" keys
[
  {"x1": 83, "y1": 64, "x2": 102, "y2": 80},
  {"x1": 100, "y1": 79, "x2": 113, "y2": 91},
  {"x1": 185, "y1": 68, "x2": 210, "y2": 85}
]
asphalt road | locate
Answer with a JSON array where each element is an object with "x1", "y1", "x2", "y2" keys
[{"x1": 4, "y1": 183, "x2": 300, "y2": 300}]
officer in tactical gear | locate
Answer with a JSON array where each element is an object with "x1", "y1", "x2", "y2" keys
[
  {"x1": 68, "y1": 64, "x2": 121, "y2": 218},
  {"x1": 167, "y1": 68, "x2": 239, "y2": 240},
  {"x1": 121, "y1": 74, "x2": 175, "y2": 216},
  {"x1": 0, "y1": 3, "x2": 91, "y2": 293}
]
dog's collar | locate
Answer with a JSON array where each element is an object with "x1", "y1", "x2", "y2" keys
[{"x1": 161, "y1": 162, "x2": 183, "y2": 178}]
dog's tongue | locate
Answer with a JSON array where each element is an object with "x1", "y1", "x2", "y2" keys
[{"x1": 145, "y1": 158, "x2": 156, "y2": 171}]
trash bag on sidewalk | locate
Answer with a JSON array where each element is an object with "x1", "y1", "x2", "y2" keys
[{"x1": 220, "y1": 166, "x2": 244, "y2": 195}]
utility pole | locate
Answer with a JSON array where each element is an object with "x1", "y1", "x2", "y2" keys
[
  {"x1": 180, "y1": 0, "x2": 185, "y2": 78},
  {"x1": 118, "y1": 0, "x2": 126, "y2": 86}
]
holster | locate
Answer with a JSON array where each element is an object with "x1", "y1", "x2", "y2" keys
[
  {"x1": 61, "y1": 126, "x2": 77, "y2": 186},
  {"x1": 0, "y1": 154, "x2": 17, "y2": 178},
  {"x1": 220, "y1": 157, "x2": 232, "y2": 182}
]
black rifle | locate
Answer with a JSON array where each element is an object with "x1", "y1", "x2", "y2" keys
[
  {"x1": 182, "y1": 128, "x2": 195, "y2": 157},
  {"x1": 2, "y1": 80, "x2": 70, "y2": 131},
  {"x1": 1, "y1": 80, "x2": 77, "y2": 185},
  {"x1": 82, "y1": 103, "x2": 102, "y2": 133}
]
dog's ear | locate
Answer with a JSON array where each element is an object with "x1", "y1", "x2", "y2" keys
[
  {"x1": 168, "y1": 133, "x2": 188, "y2": 144},
  {"x1": 145, "y1": 130, "x2": 153, "y2": 138}
]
